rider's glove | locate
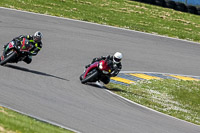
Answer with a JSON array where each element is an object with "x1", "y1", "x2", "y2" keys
[
  {"x1": 111, "y1": 68, "x2": 120, "y2": 77},
  {"x1": 29, "y1": 52, "x2": 37, "y2": 56},
  {"x1": 92, "y1": 58, "x2": 98, "y2": 63}
]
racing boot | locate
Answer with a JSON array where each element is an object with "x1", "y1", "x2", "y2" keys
[{"x1": 23, "y1": 55, "x2": 32, "y2": 64}]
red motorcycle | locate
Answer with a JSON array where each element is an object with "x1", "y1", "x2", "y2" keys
[
  {"x1": 80, "y1": 59, "x2": 112, "y2": 84},
  {"x1": 0, "y1": 38, "x2": 33, "y2": 65}
]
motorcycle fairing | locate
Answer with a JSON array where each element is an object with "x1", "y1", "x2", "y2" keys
[
  {"x1": 1, "y1": 55, "x2": 4, "y2": 61},
  {"x1": 83, "y1": 62, "x2": 99, "y2": 79},
  {"x1": 20, "y1": 38, "x2": 32, "y2": 52},
  {"x1": 99, "y1": 60, "x2": 111, "y2": 73},
  {"x1": 8, "y1": 41, "x2": 14, "y2": 49}
]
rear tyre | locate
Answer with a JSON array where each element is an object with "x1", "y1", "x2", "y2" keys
[
  {"x1": 165, "y1": 0, "x2": 176, "y2": 9},
  {"x1": 175, "y1": 2, "x2": 187, "y2": 12},
  {"x1": 197, "y1": 7, "x2": 200, "y2": 15},
  {"x1": 155, "y1": 0, "x2": 165, "y2": 6},
  {"x1": 143, "y1": 0, "x2": 154, "y2": 4},
  {"x1": 81, "y1": 70, "x2": 99, "y2": 84},
  {"x1": 187, "y1": 5, "x2": 197, "y2": 14},
  {"x1": 0, "y1": 51, "x2": 17, "y2": 66}
]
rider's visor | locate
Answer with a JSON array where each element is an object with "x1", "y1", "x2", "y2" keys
[
  {"x1": 114, "y1": 57, "x2": 121, "y2": 63},
  {"x1": 34, "y1": 36, "x2": 41, "y2": 42}
]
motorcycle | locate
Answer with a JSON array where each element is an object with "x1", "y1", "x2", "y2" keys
[
  {"x1": 80, "y1": 59, "x2": 112, "y2": 84},
  {"x1": 0, "y1": 38, "x2": 33, "y2": 65}
]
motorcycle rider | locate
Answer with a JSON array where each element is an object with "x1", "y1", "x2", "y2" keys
[
  {"x1": 3, "y1": 31, "x2": 43, "y2": 64},
  {"x1": 85, "y1": 52, "x2": 123, "y2": 84}
]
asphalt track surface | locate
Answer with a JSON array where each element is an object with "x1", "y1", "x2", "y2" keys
[{"x1": 0, "y1": 7, "x2": 200, "y2": 133}]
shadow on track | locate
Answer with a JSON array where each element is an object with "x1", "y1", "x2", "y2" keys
[{"x1": 5, "y1": 64, "x2": 69, "y2": 81}]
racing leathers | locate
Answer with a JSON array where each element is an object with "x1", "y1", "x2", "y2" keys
[
  {"x1": 4, "y1": 35, "x2": 42, "y2": 64},
  {"x1": 86, "y1": 55, "x2": 122, "y2": 84}
]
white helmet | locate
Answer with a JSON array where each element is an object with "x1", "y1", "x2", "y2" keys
[
  {"x1": 113, "y1": 52, "x2": 123, "y2": 64},
  {"x1": 33, "y1": 31, "x2": 43, "y2": 43}
]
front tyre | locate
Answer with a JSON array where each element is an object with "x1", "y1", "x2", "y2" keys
[
  {"x1": 0, "y1": 51, "x2": 17, "y2": 66},
  {"x1": 81, "y1": 70, "x2": 99, "y2": 84},
  {"x1": 80, "y1": 73, "x2": 84, "y2": 80}
]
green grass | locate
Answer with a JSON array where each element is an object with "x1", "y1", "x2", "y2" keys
[
  {"x1": 0, "y1": 0, "x2": 200, "y2": 131},
  {"x1": 0, "y1": 106, "x2": 73, "y2": 133},
  {"x1": 0, "y1": 0, "x2": 200, "y2": 42},
  {"x1": 106, "y1": 79, "x2": 200, "y2": 125}
]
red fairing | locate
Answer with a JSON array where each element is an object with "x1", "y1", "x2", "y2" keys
[
  {"x1": 1, "y1": 55, "x2": 4, "y2": 61},
  {"x1": 22, "y1": 38, "x2": 26, "y2": 46},
  {"x1": 20, "y1": 38, "x2": 32, "y2": 52},
  {"x1": 8, "y1": 42, "x2": 14, "y2": 49},
  {"x1": 83, "y1": 62, "x2": 99, "y2": 79},
  {"x1": 99, "y1": 60, "x2": 110, "y2": 71},
  {"x1": 20, "y1": 38, "x2": 26, "y2": 51}
]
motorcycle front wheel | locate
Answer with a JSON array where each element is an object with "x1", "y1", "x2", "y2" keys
[
  {"x1": 0, "y1": 51, "x2": 17, "y2": 66},
  {"x1": 81, "y1": 70, "x2": 99, "y2": 84}
]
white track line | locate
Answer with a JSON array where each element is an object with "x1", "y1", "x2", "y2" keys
[
  {"x1": 105, "y1": 90, "x2": 200, "y2": 127},
  {"x1": 109, "y1": 71, "x2": 200, "y2": 127},
  {"x1": 1, "y1": 6, "x2": 199, "y2": 129},
  {"x1": 0, "y1": 104, "x2": 81, "y2": 133}
]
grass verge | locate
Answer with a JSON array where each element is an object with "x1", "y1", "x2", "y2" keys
[
  {"x1": 0, "y1": 0, "x2": 199, "y2": 130},
  {"x1": 0, "y1": 0, "x2": 200, "y2": 42},
  {"x1": 0, "y1": 106, "x2": 73, "y2": 133},
  {"x1": 106, "y1": 79, "x2": 200, "y2": 125}
]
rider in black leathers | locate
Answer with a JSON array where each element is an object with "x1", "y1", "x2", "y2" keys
[
  {"x1": 2, "y1": 31, "x2": 43, "y2": 64},
  {"x1": 86, "y1": 52, "x2": 123, "y2": 84}
]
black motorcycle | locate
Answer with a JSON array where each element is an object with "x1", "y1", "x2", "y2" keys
[{"x1": 0, "y1": 38, "x2": 33, "y2": 65}]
